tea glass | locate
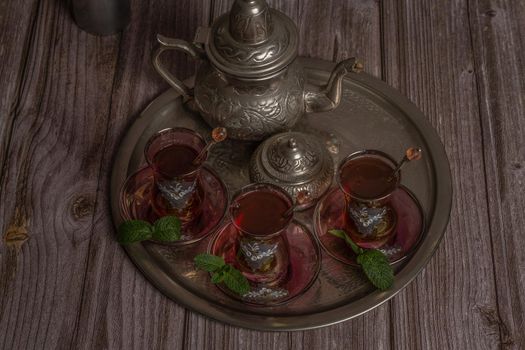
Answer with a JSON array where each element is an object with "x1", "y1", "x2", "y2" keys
[
  {"x1": 144, "y1": 127, "x2": 207, "y2": 225},
  {"x1": 229, "y1": 183, "x2": 293, "y2": 286},
  {"x1": 337, "y1": 150, "x2": 401, "y2": 249}
]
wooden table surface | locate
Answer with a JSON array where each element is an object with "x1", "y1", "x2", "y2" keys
[{"x1": 1, "y1": 0, "x2": 524, "y2": 349}]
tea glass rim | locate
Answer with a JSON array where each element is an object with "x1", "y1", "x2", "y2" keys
[
  {"x1": 336, "y1": 149, "x2": 401, "y2": 203},
  {"x1": 228, "y1": 182, "x2": 294, "y2": 239},
  {"x1": 144, "y1": 127, "x2": 207, "y2": 179}
]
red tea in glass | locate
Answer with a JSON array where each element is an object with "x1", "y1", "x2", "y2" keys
[
  {"x1": 145, "y1": 127, "x2": 207, "y2": 225},
  {"x1": 233, "y1": 191, "x2": 290, "y2": 236},
  {"x1": 337, "y1": 150, "x2": 400, "y2": 249},
  {"x1": 229, "y1": 183, "x2": 293, "y2": 285},
  {"x1": 152, "y1": 144, "x2": 199, "y2": 177}
]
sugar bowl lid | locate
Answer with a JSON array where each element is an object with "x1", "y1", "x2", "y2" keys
[
  {"x1": 249, "y1": 132, "x2": 334, "y2": 210},
  {"x1": 206, "y1": 0, "x2": 299, "y2": 79}
]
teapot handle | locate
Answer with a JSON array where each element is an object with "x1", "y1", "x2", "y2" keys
[{"x1": 152, "y1": 34, "x2": 203, "y2": 101}]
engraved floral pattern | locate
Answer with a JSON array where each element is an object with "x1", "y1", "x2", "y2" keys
[
  {"x1": 239, "y1": 238, "x2": 279, "y2": 270},
  {"x1": 249, "y1": 143, "x2": 334, "y2": 202},
  {"x1": 229, "y1": 7, "x2": 272, "y2": 43},
  {"x1": 157, "y1": 179, "x2": 197, "y2": 209},
  {"x1": 267, "y1": 146, "x2": 317, "y2": 174},
  {"x1": 214, "y1": 24, "x2": 288, "y2": 65},
  {"x1": 347, "y1": 202, "x2": 393, "y2": 237},
  {"x1": 243, "y1": 286, "x2": 289, "y2": 301},
  {"x1": 194, "y1": 63, "x2": 304, "y2": 141}
]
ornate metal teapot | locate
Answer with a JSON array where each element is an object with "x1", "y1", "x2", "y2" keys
[{"x1": 153, "y1": 0, "x2": 363, "y2": 141}]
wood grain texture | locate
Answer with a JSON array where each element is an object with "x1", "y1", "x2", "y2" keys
[
  {"x1": 0, "y1": 0, "x2": 120, "y2": 349},
  {"x1": 0, "y1": 0, "x2": 39, "y2": 185},
  {"x1": 467, "y1": 0, "x2": 525, "y2": 348},
  {"x1": 381, "y1": 0, "x2": 502, "y2": 348},
  {"x1": 1, "y1": 0, "x2": 524, "y2": 349}
]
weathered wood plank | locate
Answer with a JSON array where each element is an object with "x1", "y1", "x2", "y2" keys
[
  {"x1": 0, "y1": 0, "x2": 120, "y2": 349},
  {"x1": 0, "y1": 0, "x2": 39, "y2": 186},
  {"x1": 297, "y1": 0, "x2": 382, "y2": 77},
  {"x1": 69, "y1": 1, "x2": 211, "y2": 349},
  {"x1": 467, "y1": 0, "x2": 525, "y2": 348},
  {"x1": 1, "y1": 0, "x2": 523, "y2": 348},
  {"x1": 289, "y1": 305, "x2": 390, "y2": 350},
  {"x1": 381, "y1": 0, "x2": 501, "y2": 348}
]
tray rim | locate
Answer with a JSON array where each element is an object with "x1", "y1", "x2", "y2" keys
[{"x1": 110, "y1": 57, "x2": 453, "y2": 331}]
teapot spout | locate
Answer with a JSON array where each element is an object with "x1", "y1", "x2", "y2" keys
[{"x1": 304, "y1": 58, "x2": 363, "y2": 113}]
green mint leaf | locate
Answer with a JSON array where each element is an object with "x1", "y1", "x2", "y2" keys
[
  {"x1": 329, "y1": 228, "x2": 394, "y2": 290},
  {"x1": 194, "y1": 253, "x2": 225, "y2": 272},
  {"x1": 194, "y1": 254, "x2": 250, "y2": 295},
  {"x1": 328, "y1": 229, "x2": 363, "y2": 254},
  {"x1": 152, "y1": 216, "x2": 181, "y2": 242},
  {"x1": 223, "y1": 266, "x2": 250, "y2": 296},
  {"x1": 356, "y1": 249, "x2": 394, "y2": 290},
  {"x1": 211, "y1": 271, "x2": 224, "y2": 284},
  {"x1": 117, "y1": 220, "x2": 153, "y2": 244}
]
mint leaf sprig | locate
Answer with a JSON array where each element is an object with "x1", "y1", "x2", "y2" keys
[
  {"x1": 329, "y1": 229, "x2": 394, "y2": 291},
  {"x1": 118, "y1": 216, "x2": 181, "y2": 244},
  {"x1": 194, "y1": 253, "x2": 250, "y2": 296}
]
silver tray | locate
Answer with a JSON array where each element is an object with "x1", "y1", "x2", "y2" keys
[{"x1": 110, "y1": 57, "x2": 452, "y2": 331}]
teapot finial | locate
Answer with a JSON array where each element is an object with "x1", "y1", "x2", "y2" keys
[{"x1": 229, "y1": 0, "x2": 273, "y2": 44}]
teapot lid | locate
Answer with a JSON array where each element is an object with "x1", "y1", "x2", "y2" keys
[
  {"x1": 206, "y1": 0, "x2": 298, "y2": 80},
  {"x1": 249, "y1": 132, "x2": 334, "y2": 210}
]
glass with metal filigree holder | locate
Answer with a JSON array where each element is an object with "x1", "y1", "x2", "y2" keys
[
  {"x1": 228, "y1": 183, "x2": 293, "y2": 286},
  {"x1": 144, "y1": 127, "x2": 207, "y2": 226},
  {"x1": 337, "y1": 150, "x2": 401, "y2": 249}
]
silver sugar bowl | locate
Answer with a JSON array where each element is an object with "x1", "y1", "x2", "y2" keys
[
  {"x1": 153, "y1": 0, "x2": 363, "y2": 141},
  {"x1": 249, "y1": 132, "x2": 334, "y2": 210}
]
